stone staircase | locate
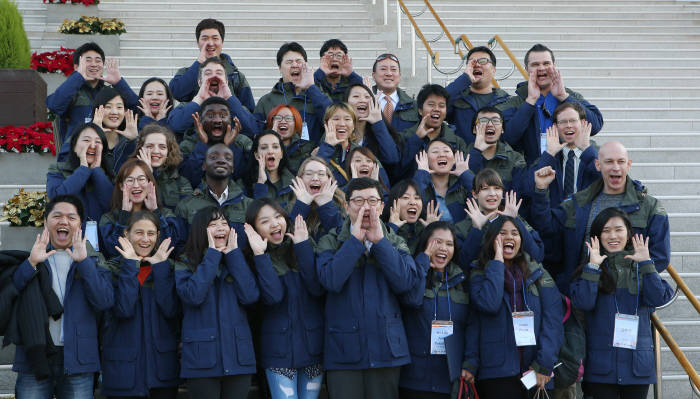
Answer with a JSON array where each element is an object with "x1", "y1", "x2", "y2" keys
[{"x1": 5, "y1": 0, "x2": 700, "y2": 397}]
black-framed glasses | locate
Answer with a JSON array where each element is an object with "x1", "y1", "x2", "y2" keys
[
  {"x1": 477, "y1": 117, "x2": 502, "y2": 126},
  {"x1": 273, "y1": 115, "x2": 295, "y2": 122},
  {"x1": 469, "y1": 57, "x2": 492, "y2": 66},
  {"x1": 349, "y1": 197, "x2": 381, "y2": 206}
]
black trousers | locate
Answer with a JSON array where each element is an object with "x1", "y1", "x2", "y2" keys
[
  {"x1": 327, "y1": 367, "x2": 401, "y2": 399},
  {"x1": 186, "y1": 374, "x2": 251, "y2": 399},
  {"x1": 107, "y1": 386, "x2": 178, "y2": 399},
  {"x1": 399, "y1": 387, "x2": 449, "y2": 399},
  {"x1": 582, "y1": 382, "x2": 649, "y2": 399},
  {"x1": 476, "y1": 376, "x2": 529, "y2": 399}
]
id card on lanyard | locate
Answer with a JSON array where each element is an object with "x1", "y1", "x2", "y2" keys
[
  {"x1": 512, "y1": 311, "x2": 537, "y2": 346},
  {"x1": 429, "y1": 275, "x2": 453, "y2": 355},
  {"x1": 613, "y1": 313, "x2": 639, "y2": 349},
  {"x1": 85, "y1": 220, "x2": 99, "y2": 251}
]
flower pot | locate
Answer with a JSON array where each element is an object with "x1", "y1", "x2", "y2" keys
[
  {"x1": 0, "y1": 222, "x2": 43, "y2": 251},
  {"x1": 62, "y1": 33, "x2": 120, "y2": 56},
  {"x1": 0, "y1": 153, "x2": 56, "y2": 185},
  {"x1": 0, "y1": 69, "x2": 47, "y2": 126},
  {"x1": 46, "y1": 3, "x2": 98, "y2": 24},
  {"x1": 41, "y1": 72, "x2": 68, "y2": 95}
]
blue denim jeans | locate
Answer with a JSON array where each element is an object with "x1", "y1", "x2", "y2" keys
[
  {"x1": 265, "y1": 368, "x2": 323, "y2": 399},
  {"x1": 15, "y1": 349, "x2": 93, "y2": 399}
]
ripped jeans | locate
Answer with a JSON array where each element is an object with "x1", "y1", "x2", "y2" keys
[{"x1": 265, "y1": 368, "x2": 323, "y2": 399}]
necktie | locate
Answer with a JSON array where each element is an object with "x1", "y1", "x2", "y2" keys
[
  {"x1": 383, "y1": 97, "x2": 394, "y2": 124},
  {"x1": 564, "y1": 148, "x2": 575, "y2": 197}
]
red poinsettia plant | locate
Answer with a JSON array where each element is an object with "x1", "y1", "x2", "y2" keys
[
  {"x1": 0, "y1": 122, "x2": 56, "y2": 155},
  {"x1": 31, "y1": 47, "x2": 76, "y2": 76},
  {"x1": 43, "y1": 0, "x2": 99, "y2": 5}
]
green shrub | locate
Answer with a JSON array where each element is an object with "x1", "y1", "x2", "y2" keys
[{"x1": 0, "y1": 0, "x2": 31, "y2": 68}]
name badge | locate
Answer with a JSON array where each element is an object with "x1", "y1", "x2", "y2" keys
[
  {"x1": 430, "y1": 320, "x2": 453, "y2": 355},
  {"x1": 512, "y1": 311, "x2": 537, "y2": 347},
  {"x1": 540, "y1": 132, "x2": 547, "y2": 154},
  {"x1": 613, "y1": 313, "x2": 639, "y2": 349},
  {"x1": 85, "y1": 220, "x2": 99, "y2": 251},
  {"x1": 85, "y1": 117, "x2": 93, "y2": 123},
  {"x1": 520, "y1": 369, "x2": 537, "y2": 389},
  {"x1": 301, "y1": 121, "x2": 310, "y2": 141}
]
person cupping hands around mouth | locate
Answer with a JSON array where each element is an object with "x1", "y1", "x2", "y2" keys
[{"x1": 137, "y1": 78, "x2": 174, "y2": 125}]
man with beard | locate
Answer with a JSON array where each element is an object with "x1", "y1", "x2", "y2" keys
[
  {"x1": 175, "y1": 143, "x2": 251, "y2": 248},
  {"x1": 530, "y1": 141, "x2": 670, "y2": 294},
  {"x1": 177, "y1": 96, "x2": 251, "y2": 187},
  {"x1": 446, "y1": 46, "x2": 511, "y2": 145},
  {"x1": 254, "y1": 42, "x2": 333, "y2": 144},
  {"x1": 48, "y1": 42, "x2": 138, "y2": 148},
  {"x1": 371, "y1": 53, "x2": 420, "y2": 132},
  {"x1": 497, "y1": 44, "x2": 604, "y2": 165},
  {"x1": 316, "y1": 177, "x2": 417, "y2": 399},
  {"x1": 8, "y1": 195, "x2": 113, "y2": 397},
  {"x1": 168, "y1": 57, "x2": 258, "y2": 139},
  {"x1": 466, "y1": 106, "x2": 528, "y2": 195},
  {"x1": 169, "y1": 18, "x2": 255, "y2": 112},
  {"x1": 314, "y1": 39, "x2": 362, "y2": 103},
  {"x1": 395, "y1": 84, "x2": 468, "y2": 181}
]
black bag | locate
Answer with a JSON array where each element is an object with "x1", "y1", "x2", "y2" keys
[{"x1": 554, "y1": 295, "x2": 586, "y2": 389}]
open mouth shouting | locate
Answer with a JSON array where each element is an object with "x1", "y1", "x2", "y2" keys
[
  {"x1": 205, "y1": 45, "x2": 218, "y2": 58},
  {"x1": 433, "y1": 251, "x2": 449, "y2": 266},
  {"x1": 502, "y1": 240, "x2": 517, "y2": 258},
  {"x1": 56, "y1": 227, "x2": 71, "y2": 242},
  {"x1": 357, "y1": 164, "x2": 372, "y2": 177},
  {"x1": 290, "y1": 68, "x2": 301, "y2": 82},
  {"x1": 86, "y1": 147, "x2": 97, "y2": 163},
  {"x1": 472, "y1": 68, "x2": 484, "y2": 79},
  {"x1": 308, "y1": 182, "x2": 322, "y2": 194},
  {"x1": 265, "y1": 154, "x2": 278, "y2": 169},
  {"x1": 428, "y1": 110, "x2": 443, "y2": 127},
  {"x1": 213, "y1": 231, "x2": 228, "y2": 247},
  {"x1": 208, "y1": 78, "x2": 221, "y2": 95},
  {"x1": 130, "y1": 187, "x2": 144, "y2": 201},
  {"x1": 335, "y1": 126, "x2": 348, "y2": 140},
  {"x1": 562, "y1": 127, "x2": 576, "y2": 142},
  {"x1": 148, "y1": 99, "x2": 162, "y2": 113},
  {"x1": 484, "y1": 125, "x2": 497, "y2": 141},
  {"x1": 436, "y1": 157, "x2": 449, "y2": 170},
  {"x1": 405, "y1": 205, "x2": 419, "y2": 221},
  {"x1": 607, "y1": 172, "x2": 623, "y2": 187},
  {"x1": 269, "y1": 227, "x2": 284, "y2": 243},
  {"x1": 355, "y1": 102, "x2": 369, "y2": 118}
]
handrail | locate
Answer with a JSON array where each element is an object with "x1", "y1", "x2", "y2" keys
[
  {"x1": 488, "y1": 34, "x2": 529, "y2": 80},
  {"x1": 456, "y1": 34, "x2": 500, "y2": 89},
  {"x1": 396, "y1": 0, "x2": 438, "y2": 65},
  {"x1": 665, "y1": 264, "x2": 700, "y2": 315},
  {"x1": 423, "y1": 0, "x2": 462, "y2": 58},
  {"x1": 651, "y1": 313, "x2": 700, "y2": 393}
]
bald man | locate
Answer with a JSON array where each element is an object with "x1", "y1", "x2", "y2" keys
[{"x1": 527, "y1": 141, "x2": 670, "y2": 294}]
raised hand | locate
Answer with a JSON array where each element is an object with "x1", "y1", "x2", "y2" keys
[
  {"x1": 223, "y1": 229, "x2": 238, "y2": 254},
  {"x1": 218, "y1": 78, "x2": 233, "y2": 100},
  {"x1": 77, "y1": 56, "x2": 91, "y2": 81},
  {"x1": 493, "y1": 234, "x2": 504, "y2": 262},
  {"x1": 415, "y1": 150, "x2": 432, "y2": 173},
  {"x1": 389, "y1": 198, "x2": 406, "y2": 227},
  {"x1": 155, "y1": 99, "x2": 171, "y2": 121},
  {"x1": 362, "y1": 75, "x2": 374, "y2": 90},
  {"x1": 290, "y1": 176, "x2": 315, "y2": 204},
  {"x1": 424, "y1": 238, "x2": 438, "y2": 260},
  {"x1": 223, "y1": 116, "x2": 241, "y2": 147},
  {"x1": 473, "y1": 122, "x2": 492, "y2": 152},
  {"x1": 92, "y1": 105, "x2": 105, "y2": 129},
  {"x1": 77, "y1": 142, "x2": 89, "y2": 167},
  {"x1": 255, "y1": 153, "x2": 268, "y2": 183},
  {"x1": 465, "y1": 58, "x2": 476, "y2": 82},
  {"x1": 137, "y1": 147, "x2": 153, "y2": 172},
  {"x1": 122, "y1": 182, "x2": 134, "y2": 211},
  {"x1": 545, "y1": 125, "x2": 565, "y2": 156},
  {"x1": 586, "y1": 236, "x2": 608, "y2": 266},
  {"x1": 118, "y1": 110, "x2": 139, "y2": 140},
  {"x1": 324, "y1": 120, "x2": 343, "y2": 146},
  {"x1": 144, "y1": 181, "x2": 158, "y2": 211},
  {"x1": 534, "y1": 166, "x2": 556, "y2": 190},
  {"x1": 450, "y1": 151, "x2": 470, "y2": 176},
  {"x1": 361, "y1": 96, "x2": 383, "y2": 124},
  {"x1": 370, "y1": 163, "x2": 380, "y2": 181},
  {"x1": 28, "y1": 228, "x2": 56, "y2": 268},
  {"x1": 415, "y1": 114, "x2": 435, "y2": 139},
  {"x1": 101, "y1": 57, "x2": 121, "y2": 85},
  {"x1": 351, "y1": 203, "x2": 369, "y2": 241},
  {"x1": 550, "y1": 67, "x2": 568, "y2": 101},
  {"x1": 66, "y1": 230, "x2": 88, "y2": 262},
  {"x1": 500, "y1": 190, "x2": 522, "y2": 218},
  {"x1": 526, "y1": 69, "x2": 541, "y2": 105},
  {"x1": 319, "y1": 55, "x2": 332, "y2": 75},
  {"x1": 624, "y1": 234, "x2": 651, "y2": 262},
  {"x1": 193, "y1": 78, "x2": 211, "y2": 104},
  {"x1": 286, "y1": 214, "x2": 309, "y2": 244},
  {"x1": 197, "y1": 43, "x2": 209, "y2": 64},
  {"x1": 314, "y1": 179, "x2": 337, "y2": 206},
  {"x1": 465, "y1": 197, "x2": 495, "y2": 230},
  {"x1": 90, "y1": 146, "x2": 102, "y2": 169},
  {"x1": 575, "y1": 120, "x2": 592, "y2": 151},
  {"x1": 144, "y1": 238, "x2": 174, "y2": 263},
  {"x1": 206, "y1": 226, "x2": 216, "y2": 249},
  {"x1": 244, "y1": 223, "x2": 268, "y2": 255},
  {"x1": 192, "y1": 112, "x2": 208, "y2": 144},
  {"x1": 115, "y1": 236, "x2": 141, "y2": 261},
  {"x1": 297, "y1": 63, "x2": 315, "y2": 90},
  {"x1": 419, "y1": 200, "x2": 443, "y2": 226},
  {"x1": 340, "y1": 55, "x2": 354, "y2": 77},
  {"x1": 365, "y1": 205, "x2": 384, "y2": 244}
]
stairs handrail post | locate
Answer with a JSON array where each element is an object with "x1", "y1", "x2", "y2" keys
[
  {"x1": 651, "y1": 314, "x2": 700, "y2": 393},
  {"x1": 653, "y1": 325, "x2": 663, "y2": 399},
  {"x1": 396, "y1": 0, "x2": 401, "y2": 48}
]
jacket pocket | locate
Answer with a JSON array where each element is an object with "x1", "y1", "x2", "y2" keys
[
  {"x1": 305, "y1": 324, "x2": 324, "y2": 357},
  {"x1": 587, "y1": 349, "x2": 613, "y2": 375},
  {"x1": 153, "y1": 338, "x2": 179, "y2": 382},
  {"x1": 75, "y1": 324, "x2": 99, "y2": 365},
  {"x1": 632, "y1": 349, "x2": 654, "y2": 377},
  {"x1": 328, "y1": 323, "x2": 362, "y2": 364},
  {"x1": 235, "y1": 326, "x2": 256, "y2": 366},
  {"x1": 101, "y1": 347, "x2": 137, "y2": 390},
  {"x1": 386, "y1": 319, "x2": 409, "y2": 358},
  {"x1": 182, "y1": 328, "x2": 217, "y2": 369}
]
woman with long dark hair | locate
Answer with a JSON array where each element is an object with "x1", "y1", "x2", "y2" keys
[
  {"x1": 174, "y1": 207, "x2": 259, "y2": 398},
  {"x1": 243, "y1": 199, "x2": 324, "y2": 399},
  {"x1": 243, "y1": 130, "x2": 295, "y2": 209},
  {"x1": 101, "y1": 210, "x2": 179, "y2": 399},
  {"x1": 469, "y1": 216, "x2": 563, "y2": 398},
  {"x1": 399, "y1": 221, "x2": 477, "y2": 398},
  {"x1": 90, "y1": 87, "x2": 140, "y2": 174},
  {"x1": 571, "y1": 208, "x2": 674, "y2": 399},
  {"x1": 380, "y1": 179, "x2": 440, "y2": 254},
  {"x1": 136, "y1": 77, "x2": 175, "y2": 134}
]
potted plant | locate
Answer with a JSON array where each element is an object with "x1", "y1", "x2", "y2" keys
[
  {"x1": 59, "y1": 15, "x2": 126, "y2": 55},
  {"x1": 31, "y1": 47, "x2": 75, "y2": 94},
  {"x1": 0, "y1": 122, "x2": 57, "y2": 186},
  {"x1": 44, "y1": 0, "x2": 100, "y2": 24},
  {"x1": 0, "y1": 189, "x2": 47, "y2": 251}
]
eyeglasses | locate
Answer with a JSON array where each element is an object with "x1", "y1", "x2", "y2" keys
[
  {"x1": 555, "y1": 118, "x2": 580, "y2": 126},
  {"x1": 325, "y1": 52, "x2": 345, "y2": 60},
  {"x1": 349, "y1": 197, "x2": 381, "y2": 206},
  {"x1": 302, "y1": 170, "x2": 327, "y2": 178},
  {"x1": 124, "y1": 176, "x2": 148, "y2": 185},
  {"x1": 477, "y1": 117, "x2": 502, "y2": 126},
  {"x1": 469, "y1": 57, "x2": 492, "y2": 66},
  {"x1": 375, "y1": 53, "x2": 400, "y2": 63},
  {"x1": 273, "y1": 115, "x2": 295, "y2": 122}
]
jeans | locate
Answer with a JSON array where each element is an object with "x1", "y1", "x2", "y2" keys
[
  {"x1": 265, "y1": 368, "x2": 323, "y2": 399},
  {"x1": 15, "y1": 349, "x2": 93, "y2": 399}
]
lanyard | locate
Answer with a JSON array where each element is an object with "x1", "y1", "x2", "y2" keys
[
  {"x1": 614, "y1": 261, "x2": 640, "y2": 316},
  {"x1": 48, "y1": 255, "x2": 66, "y2": 303},
  {"x1": 510, "y1": 268, "x2": 531, "y2": 312},
  {"x1": 432, "y1": 272, "x2": 452, "y2": 322},
  {"x1": 281, "y1": 83, "x2": 307, "y2": 123}
]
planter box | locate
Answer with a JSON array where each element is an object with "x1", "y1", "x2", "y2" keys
[
  {"x1": 46, "y1": 3, "x2": 98, "y2": 24},
  {"x1": 62, "y1": 33, "x2": 120, "y2": 56},
  {"x1": 0, "y1": 69, "x2": 47, "y2": 126},
  {"x1": 41, "y1": 72, "x2": 68, "y2": 95},
  {"x1": 0, "y1": 222, "x2": 43, "y2": 251},
  {"x1": 0, "y1": 153, "x2": 56, "y2": 185}
]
